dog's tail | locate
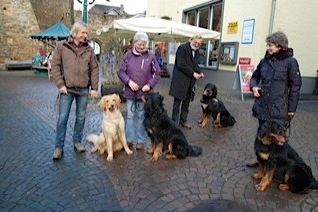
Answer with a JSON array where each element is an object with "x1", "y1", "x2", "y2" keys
[
  {"x1": 187, "y1": 145, "x2": 203, "y2": 157},
  {"x1": 86, "y1": 134, "x2": 100, "y2": 145},
  {"x1": 228, "y1": 116, "x2": 236, "y2": 126}
]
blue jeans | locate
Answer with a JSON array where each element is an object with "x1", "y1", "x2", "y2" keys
[
  {"x1": 125, "y1": 99, "x2": 148, "y2": 145},
  {"x1": 55, "y1": 88, "x2": 89, "y2": 148}
]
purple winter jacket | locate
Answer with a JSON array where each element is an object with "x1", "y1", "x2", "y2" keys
[{"x1": 117, "y1": 49, "x2": 161, "y2": 99}]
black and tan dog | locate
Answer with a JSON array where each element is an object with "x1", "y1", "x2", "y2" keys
[
  {"x1": 198, "y1": 83, "x2": 218, "y2": 127},
  {"x1": 253, "y1": 120, "x2": 318, "y2": 193},
  {"x1": 199, "y1": 97, "x2": 236, "y2": 128},
  {"x1": 201, "y1": 83, "x2": 218, "y2": 103},
  {"x1": 143, "y1": 92, "x2": 202, "y2": 162}
]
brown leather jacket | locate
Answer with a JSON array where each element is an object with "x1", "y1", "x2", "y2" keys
[{"x1": 51, "y1": 36, "x2": 99, "y2": 91}]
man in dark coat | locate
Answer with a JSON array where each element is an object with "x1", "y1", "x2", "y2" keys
[
  {"x1": 246, "y1": 31, "x2": 302, "y2": 167},
  {"x1": 169, "y1": 35, "x2": 204, "y2": 129}
]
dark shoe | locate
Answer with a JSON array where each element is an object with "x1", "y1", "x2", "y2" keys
[
  {"x1": 136, "y1": 143, "x2": 144, "y2": 150},
  {"x1": 74, "y1": 142, "x2": 86, "y2": 153},
  {"x1": 180, "y1": 122, "x2": 192, "y2": 129},
  {"x1": 246, "y1": 158, "x2": 259, "y2": 167},
  {"x1": 53, "y1": 147, "x2": 63, "y2": 160},
  {"x1": 127, "y1": 142, "x2": 134, "y2": 149},
  {"x1": 122, "y1": 142, "x2": 134, "y2": 151}
]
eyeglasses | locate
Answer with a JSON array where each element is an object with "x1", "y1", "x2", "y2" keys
[{"x1": 266, "y1": 43, "x2": 275, "y2": 47}]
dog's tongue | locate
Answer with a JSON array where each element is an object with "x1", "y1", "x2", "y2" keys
[{"x1": 277, "y1": 142, "x2": 284, "y2": 146}]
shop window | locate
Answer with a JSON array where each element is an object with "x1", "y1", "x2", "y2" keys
[
  {"x1": 212, "y1": 4, "x2": 222, "y2": 31},
  {"x1": 186, "y1": 11, "x2": 195, "y2": 26},
  {"x1": 184, "y1": 1, "x2": 222, "y2": 68},
  {"x1": 198, "y1": 7, "x2": 209, "y2": 29}
]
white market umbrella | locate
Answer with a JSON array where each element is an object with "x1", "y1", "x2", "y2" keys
[{"x1": 96, "y1": 17, "x2": 220, "y2": 42}]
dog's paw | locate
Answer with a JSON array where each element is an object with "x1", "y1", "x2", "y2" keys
[
  {"x1": 199, "y1": 123, "x2": 206, "y2": 128},
  {"x1": 126, "y1": 149, "x2": 133, "y2": 155},
  {"x1": 147, "y1": 147, "x2": 154, "y2": 154},
  {"x1": 255, "y1": 183, "x2": 266, "y2": 191},
  {"x1": 106, "y1": 155, "x2": 114, "y2": 161},
  {"x1": 278, "y1": 183, "x2": 290, "y2": 191},
  {"x1": 165, "y1": 154, "x2": 177, "y2": 160},
  {"x1": 151, "y1": 155, "x2": 159, "y2": 162},
  {"x1": 252, "y1": 173, "x2": 262, "y2": 179}
]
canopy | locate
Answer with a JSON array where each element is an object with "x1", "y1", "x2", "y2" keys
[
  {"x1": 30, "y1": 21, "x2": 70, "y2": 40},
  {"x1": 96, "y1": 17, "x2": 220, "y2": 42}
]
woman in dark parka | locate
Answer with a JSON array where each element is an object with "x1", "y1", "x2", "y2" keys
[{"x1": 246, "y1": 31, "x2": 302, "y2": 167}]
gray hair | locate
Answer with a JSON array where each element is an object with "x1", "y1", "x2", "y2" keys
[
  {"x1": 266, "y1": 31, "x2": 289, "y2": 48},
  {"x1": 189, "y1": 34, "x2": 203, "y2": 42},
  {"x1": 133, "y1": 31, "x2": 149, "y2": 45},
  {"x1": 70, "y1": 21, "x2": 87, "y2": 38}
]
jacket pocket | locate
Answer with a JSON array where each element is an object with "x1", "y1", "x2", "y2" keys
[{"x1": 252, "y1": 98, "x2": 266, "y2": 117}]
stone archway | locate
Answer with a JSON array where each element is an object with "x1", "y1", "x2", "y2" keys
[{"x1": 88, "y1": 38, "x2": 102, "y2": 61}]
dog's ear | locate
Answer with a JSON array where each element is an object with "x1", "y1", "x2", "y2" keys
[
  {"x1": 98, "y1": 97, "x2": 107, "y2": 111},
  {"x1": 114, "y1": 94, "x2": 121, "y2": 108}
]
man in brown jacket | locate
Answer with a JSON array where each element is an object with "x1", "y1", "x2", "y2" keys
[{"x1": 51, "y1": 21, "x2": 99, "y2": 160}]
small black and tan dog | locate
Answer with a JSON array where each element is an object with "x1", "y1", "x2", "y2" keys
[
  {"x1": 199, "y1": 83, "x2": 217, "y2": 127},
  {"x1": 199, "y1": 95, "x2": 236, "y2": 128},
  {"x1": 143, "y1": 92, "x2": 202, "y2": 162},
  {"x1": 253, "y1": 120, "x2": 318, "y2": 193}
]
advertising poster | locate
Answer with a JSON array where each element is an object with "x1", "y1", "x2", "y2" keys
[{"x1": 239, "y1": 65, "x2": 255, "y2": 93}]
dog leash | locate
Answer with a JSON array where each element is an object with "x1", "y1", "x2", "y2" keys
[
  {"x1": 285, "y1": 116, "x2": 292, "y2": 139},
  {"x1": 131, "y1": 91, "x2": 140, "y2": 112}
]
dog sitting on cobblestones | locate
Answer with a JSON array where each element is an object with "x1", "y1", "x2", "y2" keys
[
  {"x1": 253, "y1": 120, "x2": 318, "y2": 193},
  {"x1": 199, "y1": 96, "x2": 236, "y2": 128},
  {"x1": 86, "y1": 94, "x2": 133, "y2": 161},
  {"x1": 199, "y1": 83, "x2": 219, "y2": 127},
  {"x1": 199, "y1": 83, "x2": 218, "y2": 127},
  {"x1": 143, "y1": 92, "x2": 202, "y2": 162}
]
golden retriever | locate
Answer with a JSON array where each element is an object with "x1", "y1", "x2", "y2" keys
[{"x1": 86, "y1": 94, "x2": 133, "y2": 161}]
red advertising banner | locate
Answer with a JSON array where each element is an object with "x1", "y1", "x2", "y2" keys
[
  {"x1": 238, "y1": 57, "x2": 251, "y2": 65},
  {"x1": 239, "y1": 65, "x2": 255, "y2": 93}
]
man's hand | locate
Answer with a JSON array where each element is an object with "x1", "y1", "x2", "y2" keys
[
  {"x1": 90, "y1": 90, "x2": 98, "y2": 98},
  {"x1": 193, "y1": 72, "x2": 204, "y2": 80},
  {"x1": 59, "y1": 86, "x2": 68, "y2": 94}
]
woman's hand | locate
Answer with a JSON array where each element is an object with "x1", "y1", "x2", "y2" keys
[
  {"x1": 128, "y1": 80, "x2": 139, "y2": 91},
  {"x1": 252, "y1": 86, "x2": 262, "y2": 98},
  {"x1": 141, "y1": 84, "x2": 150, "y2": 92}
]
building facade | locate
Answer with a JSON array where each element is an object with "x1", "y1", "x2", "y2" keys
[{"x1": 147, "y1": 0, "x2": 318, "y2": 93}]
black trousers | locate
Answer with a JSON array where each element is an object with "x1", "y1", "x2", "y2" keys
[{"x1": 172, "y1": 91, "x2": 191, "y2": 124}]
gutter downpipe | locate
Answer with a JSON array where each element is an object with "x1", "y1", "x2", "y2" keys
[{"x1": 269, "y1": 0, "x2": 276, "y2": 34}]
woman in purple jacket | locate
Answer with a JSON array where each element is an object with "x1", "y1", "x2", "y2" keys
[{"x1": 117, "y1": 31, "x2": 161, "y2": 150}]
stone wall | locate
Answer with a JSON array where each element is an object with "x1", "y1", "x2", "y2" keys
[{"x1": 0, "y1": 0, "x2": 132, "y2": 70}]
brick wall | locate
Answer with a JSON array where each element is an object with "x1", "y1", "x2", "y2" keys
[{"x1": 0, "y1": 0, "x2": 132, "y2": 70}]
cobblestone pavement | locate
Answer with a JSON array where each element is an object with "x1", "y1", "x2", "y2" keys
[{"x1": 0, "y1": 71, "x2": 318, "y2": 211}]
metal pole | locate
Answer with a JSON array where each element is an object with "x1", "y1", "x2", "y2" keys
[
  {"x1": 77, "y1": 0, "x2": 96, "y2": 24},
  {"x1": 82, "y1": 0, "x2": 88, "y2": 23}
]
